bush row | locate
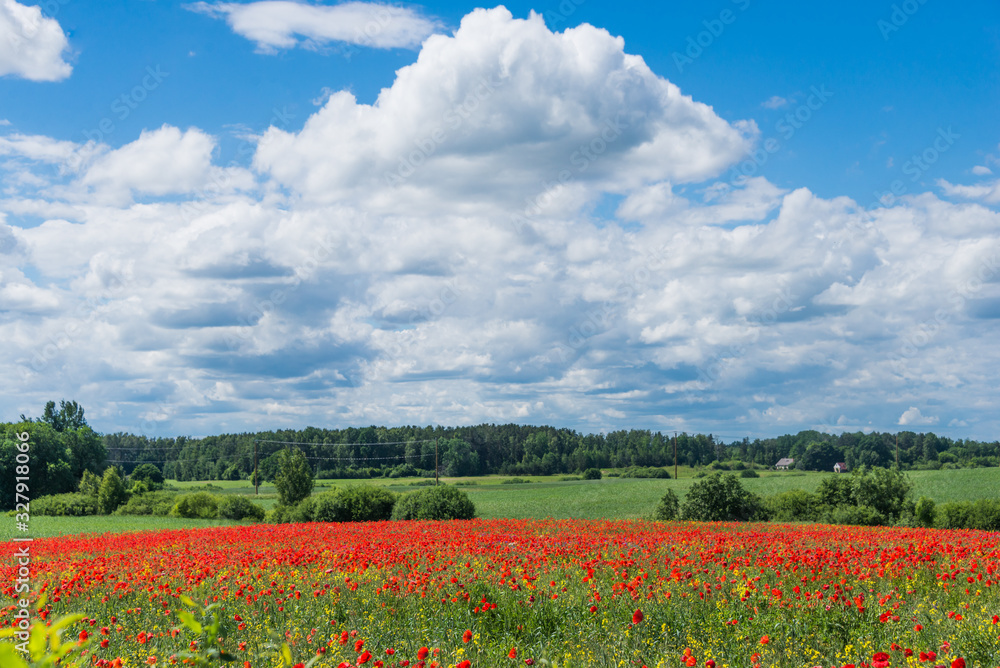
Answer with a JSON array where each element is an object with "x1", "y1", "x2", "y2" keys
[{"x1": 266, "y1": 484, "x2": 476, "y2": 524}]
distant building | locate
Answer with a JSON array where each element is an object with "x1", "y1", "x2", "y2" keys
[
  {"x1": 834, "y1": 462, "x2": 850, "y2": 473},
  {"x1": 775, "y1": 458, "x2": 795, "y2": 470}
]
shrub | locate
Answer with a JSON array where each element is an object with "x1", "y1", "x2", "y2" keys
[
  {"x1": 850, "y1": 466, "x2": 912, "y2": 521},
  {"x1": 78, "y1": 469, "x2": 102, "y2": 498},
  {"x1": 171, "y1": 492, "x2": 220, "y2": 519},
  {"x1": 680, "y1": 472, "x2": 766, "y2": 522},
  {"x1": 582, "y1": 468, "x2": 602, "y2": 480},
  {"x1": 559, "y1": 475, "x2": 581, "y2": 481},
  {"x1": 389, "y1": 463, "x2": 419, "y2": 479},
  {"x1": 31, "y1": 493, "x2": 98, "y2": 516},
  {"x1": 823, "y1": 504, "x2": 886, "y2": 527},
  {"x1": 97, "y1": 467, "x2": 128, "y2": 514},
  {"x1": 500, "y1": 478, "x2": 531, "y2": 484},
  {"x1": 130, "y1": 463, "x2": 164, "y2": 485},
  {"x1": 765, "y1": 489, "x2": 819, "y2": 522},
  {"x1": 914, "y1": 496, "x2": 936, "y2": 527},
  {"x1": 652, "y1": 489, "x2": 679, "y2": 521},
  {"x1": 739, "y1": 469, "x2": 759, "y2": 478},
  {"x1": 218, "y1": 495, "x2": 266, "y2": 521},
  {"x1": 266, "y1": 504, "x2": 299, "y2": 524},
  {"x1": 620, "y1": 466, "x2": 671, "y2": 479},
  {"x1": 392, "y1": 485, "x2": 476, "y2": 521},
  {"x1": 114, "y1": 491, "x2": 178, "y2": 516},
  {"x1": 319, "y1": 485, "x2": 397, "y2": 523}
]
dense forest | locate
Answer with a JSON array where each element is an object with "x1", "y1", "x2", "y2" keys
[
  {"x1": 3, "y1": 401, "x2": 999, "y2": 498},
  {"x1": 102, "y1": 423, "x2": 999, "y2": 481}
]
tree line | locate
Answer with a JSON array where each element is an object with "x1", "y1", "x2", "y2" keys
[{"x1": 3, "y1": 400, "x2": 999, "y2": 511}]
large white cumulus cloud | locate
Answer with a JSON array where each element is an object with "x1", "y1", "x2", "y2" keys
[
  {"x1": 0, "y1": 7, "x2": 998, "y2": 439},
  {"x1": 254, "y1": 7, "x2": 755, "y2": 210},
  {"x1": 0, "y1": 0, "x2": 72, "y2": 81}
]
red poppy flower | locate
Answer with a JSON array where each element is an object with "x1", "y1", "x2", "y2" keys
[
  {"x1": 508, "y1": 647, "x2": 517, "y2": 659},
  {"x1": 632, "y1": 609, "x2": 644, "y2": 624},
  {"x1": 463, "y1": 630, "x2": 473, "y2": 643}
]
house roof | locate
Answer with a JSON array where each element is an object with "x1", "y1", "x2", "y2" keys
[
  {"x1": 835, "y1": 462, "x2": 849, "y2": 468},
  {"x1": 775, "y1": 458, "x2": 795, "y2": 466}
]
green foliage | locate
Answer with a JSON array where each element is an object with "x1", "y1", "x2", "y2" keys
[
  {"x1": 97, "y1": 467, "x2": 128, "y2": 514},
  {"x1": 800, "y1": 440, "x2": 844, "y2": 472},
  {"x1": 389, "y1": 463, "x2": 419, "y2": 478},
  {"x1": 171, "y1": 492, "x2": 220, "y2": 519},
  {"x1": 31, "y1": 399, "x2": 88, "y2": 432},
  {"x1": 821, "y1": 504, "x2": 886, "y2": 527},
  {"x1": 850, "y1": 466, "x2": 913, "y2": 520},
  {"x1": 764, "y1": 489, "x2": 819, "y2": 522},
  {"x1": 114, "y1": 490, "x2": 178, "y2": 516},
  {"x1": 77, "y1": 470, "x2": 101, "y2": 498},
  {"x1": 582, "y1": 468, "x2": 602, "y2": 480},
  {"x1": 739, "y1": 468, "x2": 760, "y2": 478},
  {"x1": 652, "y1": 489, "x2": 679, "y2": 520},
  {"x1": 391, "y1": 485, "x2": 476, "y2": 521},
  {"x1": 681, "y1": 472, "x2": 766, "y2": 522},
  {"x1": 129, "y1": 480, "x2": 150, "y2": 496},
  {"x1": 266, "y1": 504, "x2": 299, "y2": 524},
  {"x1": 217, "y1": 495, "x2": 265, "y2": 521},
  {"x1": 500, "y1": 477, "x2": 532, "y2": 484},
  {"x1": 274, "y1": 448, "x2": 314, "y2": 506},
  {"x1": 815, "y1": 475, "x2": 854, "y2": 508},
  {"x1": 0, "y1": 606, "x2": 93, "y2": 668},
  {"x1": 936, "y1": 499, "x2": 1000, "y2": 531},
  {"x1": 619, "y1": 466, "x2": 671, "y2": 479},
  {"x1": 914, "y1": 496, "x2": 937, "y2": 527},
  {"x1": 309, "y1": 485, "x2": 397, "y2": 523},
  {"x1": 31, "y1": 493, "x2": 98, "y2": 516},
  {"x1": 130, "y1": 463, "x2": 164, "y2": 485}
]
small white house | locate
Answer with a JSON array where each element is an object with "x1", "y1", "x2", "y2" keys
[
  {"x1": 775, "y1": 458, "x2": 795, "y2": 470},
  {"x1": 834, "y1": 462, "x2": 850, "y2": 473}
]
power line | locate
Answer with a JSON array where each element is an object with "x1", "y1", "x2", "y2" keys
[{"x1": 253, "y1": 438, "x2": 438, "y2": 447}]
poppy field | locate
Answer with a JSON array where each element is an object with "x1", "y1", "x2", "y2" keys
[{"x1": 3, "y1": 520, "x2": 1000, "y2": 668}]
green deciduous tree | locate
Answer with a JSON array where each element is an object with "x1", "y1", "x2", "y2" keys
[
  {"x1": 97, "y1": 467, "x2": 128, "y2": 514},
  {"x1": 680, "y1": 473, "x2": 766, "y2": 522},
  {"x1": 274, "y1": 448, "x2": 314, "y2": 506}
]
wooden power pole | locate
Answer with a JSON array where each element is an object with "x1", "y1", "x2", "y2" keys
[
  {"x1": 435, "y1": 438, "x2": 439, "y2": 486},
  {"x1": 895, "y1": 433, "x2": 899, "y2": 468},
  {"x1": 254, "y1": 440, "x2": 259, "y2": 496},
  {"x1": 674, "y1": 431, "x2": 678, "y2": 480}
]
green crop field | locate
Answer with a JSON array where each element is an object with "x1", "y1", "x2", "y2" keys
[{"x1": 7, "y1": 466, "x2": 999, "y2": 541}]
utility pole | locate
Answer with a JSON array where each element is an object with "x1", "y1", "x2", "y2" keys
[
  {"x1": 895, "y1": 433, "x2": 899, "y2": 469},
  {"x1": 674, "y1": 431, "x2": 678, "y2": 480},
  {"x1": 254, "y1": 440, "x2": 259, "y2": 496},
  {"x1": 435, "y1": 438, "x2": 439, "y2": 486}
]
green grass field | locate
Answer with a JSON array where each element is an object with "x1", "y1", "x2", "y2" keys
[{"x1": 6, "y1": 466, "x2": 998, "y2": 541}]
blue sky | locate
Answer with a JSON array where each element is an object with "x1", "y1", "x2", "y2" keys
[{"x1": 1, "y1": 0, "x2": 998, "y2": 439}]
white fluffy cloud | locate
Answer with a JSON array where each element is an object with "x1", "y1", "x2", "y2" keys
[
  {"x1": 1, "y1": 8, "x2": 999, "y2": 438},
  {"x1": 188, "y1": 1, "x2": 441, "y2": 52},
  {"x1": 0, "y1": 0, "x2": 71, "y2": 81},
  {"x1": 898, "y1": 407, "x2": 939, "y2": 426},
  {"x1": 254, "y1": 8, "x2": 755, "y2": 209},
  {"x1": 938, "y1": 177, "x2": 1000, "y2": 204}
]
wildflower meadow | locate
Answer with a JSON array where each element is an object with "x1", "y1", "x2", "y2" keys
[{"x1": 2, "y1": 520, "x2": 999, "y2": 668}]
